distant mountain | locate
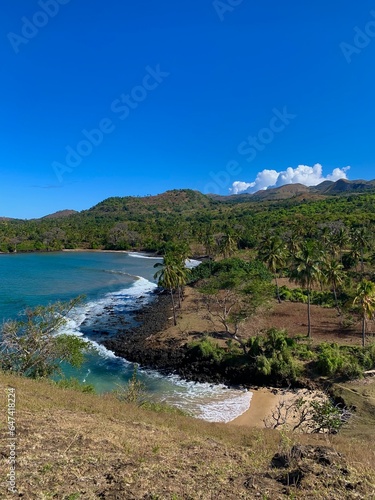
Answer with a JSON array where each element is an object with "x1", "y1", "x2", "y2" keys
[
  {"x1": 210, "y1": 178, "x2": 375, "y2": 203},
  {"x1": 41, "y1": 210, "x2": 78, "y2": 219},
  {"x1": 313, "y1": 178, "x2": 375, "y2": 195},
  {"x1": 251, "y1": 183, "x2": 310, "y2": 201}
]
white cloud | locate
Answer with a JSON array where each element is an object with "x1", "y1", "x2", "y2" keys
[{"x1": 230, "y1": 164, "x2": 350, "y2": 194}]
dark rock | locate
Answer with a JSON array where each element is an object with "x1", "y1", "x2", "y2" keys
[
  {"x1": 277, "y1": 469, "x2": 305, "y2": 487},
  {"x1": 271, "y1": 453, "x2": 290, "y2": 469}
]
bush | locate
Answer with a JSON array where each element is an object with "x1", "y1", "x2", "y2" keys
[
  {"x1": 293, "y1": 343, "x2": 316, "y2": 361},
  {"x1": 0, "y1": 299, "x2": 89, "y2": 378},
  {"x1": 316, "y1": 343, "x2": 345, "y2": 376},
  {"x1": 278, "y1": 286, "x2": 343, "y2": 308},
  {"x1": 188, "y1": 337, "x2": 225, "y2": 362},
  {"x1": 114, "y1": 365, "x2": 147, "y2": 405},
  {"x1": 250, "y1": 329, "x2": 302, "y2": 382},
  {"x1": 54, "y1": 378, "x2": 95, "y2": 393}
]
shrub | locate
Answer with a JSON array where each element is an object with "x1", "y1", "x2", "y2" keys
[
  {"x1": 0, "y1": 299, "x2": 89, "y2": 378},
  {"x1": 188, "y1": 337, "x2": 225, "y2": 362},
  {"x1": 54, "y1": 378, "x2": 95, "y2": 393},
  {"x1": 316, "y1": 343, "x2": 344, "y2": 376}
]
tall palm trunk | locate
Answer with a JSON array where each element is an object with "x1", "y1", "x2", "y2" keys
[
  {"x1": 170, "y1": 288, "x2": 177, "y2": 326},
  {"x1": 274, "y1": 274, "x2": 281, "y2": 303},
  {"x1": 362, "y1": 314, "x2": 366, "y2": 348},
  {"x1": 332, "y1": 280, "x2": 341, "y2": 316},
  {"x1": 307, "y1": 288, "x2": 312, "y2": 338}
]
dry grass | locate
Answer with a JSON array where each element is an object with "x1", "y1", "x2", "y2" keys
[
  {"x1": 0, "y1": 373, "x2": 374, "y2": 499},
  {"x1": 1, "y1": 283, "x2": 374, "y2": 498},
  {"x1": 146, "y1": 285, "x2": 366, "y2": 351}
]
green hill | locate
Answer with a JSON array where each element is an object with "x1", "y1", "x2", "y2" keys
[{"x1": 1, "y1": 183, "x2": 375, "y2": 253}]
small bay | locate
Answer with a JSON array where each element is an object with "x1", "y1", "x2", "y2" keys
[{"x1": 0, "y1": 251, "x2": 251, "y2": 421}]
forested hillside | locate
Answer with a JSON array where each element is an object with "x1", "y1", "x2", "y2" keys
[{"x1": 1, "y1": 185, "x2": 375, "y2": 254}]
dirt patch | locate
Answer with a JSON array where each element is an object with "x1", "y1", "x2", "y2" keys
[
  {"x1": 262, "y1": 301, "x2": 362, "y2": 345},
  {"x1": 150, "y1": 285, "x2": 365, "y2": 347}
]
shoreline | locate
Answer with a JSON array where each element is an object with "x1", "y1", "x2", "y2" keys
[{"x1": 100, "y1": 286, "x2": 324, "y2": 427}]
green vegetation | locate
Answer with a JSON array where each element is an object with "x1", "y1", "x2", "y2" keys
[
  {"x1": 2, "y1": 187, "x2": 375, "y2": 496},
  {"x1": 1, "y1": 188, "x2": 375, "y2": 257},
  {"x1": 53, "y1": 377, "x2": 95, "y2": 393},
  {"x1": 0, "y1": 299, "x2": 90, "y2": 378},
  {"x1": 113, "y1": 365, "x2": 188, "y2": 416},
  {"x1": 187, "y1": 329, "x2": 375, "y2": 384},
  {"x1": 154, "y1": 243, "x2": 191, "y2": 325}
]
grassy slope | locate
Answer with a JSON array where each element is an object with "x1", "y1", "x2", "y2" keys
[{"x1": 0, "y1": 373, "x2": 374, "y2": 499}]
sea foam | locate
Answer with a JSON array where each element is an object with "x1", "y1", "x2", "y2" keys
[{"x1": 59, "y1": 272, "x2": 251, "y2": 423}]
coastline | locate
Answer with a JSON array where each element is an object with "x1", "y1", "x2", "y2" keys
[
  {"x1": 228, "y1": 387, "x2": 324, "y2": 428},
  {"x1": 100, "y1": 285, "x2": 324, "y2": 427}
]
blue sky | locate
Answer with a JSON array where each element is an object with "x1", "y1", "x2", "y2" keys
[{"x1": 1, "y1": 0, "x2": 375, "y2": 218}]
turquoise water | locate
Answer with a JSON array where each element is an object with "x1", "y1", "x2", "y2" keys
[
  {"x1": 0, "y1": 251, "x2": 251, "y2": 421},
  {"x1": 0, "y1": 251, "x2": 156, "y2": 320}
]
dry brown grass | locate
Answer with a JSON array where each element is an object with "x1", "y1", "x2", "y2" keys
[
  {"x1": 0, "y1": 373, "x2": 374, "y2": 499},
  {"x1": 146, "y1": 284, "x2": 366, "y2": 351}
]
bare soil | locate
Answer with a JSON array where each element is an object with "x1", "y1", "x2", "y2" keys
[{"x1": 146, "y1": 285, "x2": 368, "y2": 349}]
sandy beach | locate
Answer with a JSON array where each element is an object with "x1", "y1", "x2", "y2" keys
[
  {"x1": 228, "y1": 387, "x2": 325, "y2": 428},
  {"x1": 229, "y1": 388, "x2": 279, "y2": 427}
]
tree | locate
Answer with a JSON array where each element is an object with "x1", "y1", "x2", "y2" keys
[
  {"x1": 333, "y1": 226, "x2": 349, "y2": 263},
  {"x1": 159, "y1": 243, "x2": 191, "y2": 307},
  {"x1": 217, "y1": 230, "x2": 238, "y2": 258},
  {"x1": 351, "y1": 226, "x2": 370, "y2": 275},
  {"x1": 0, "y1": 298, "x2": 89, "y2": 378},
  {"x1": 322, "y1": 259, "x2": 345, "y2": 315},
  {"x1": 258, "y1": 235, "x2": 287, "y2": 303},
  {"x1": 200, "y1": 261, "x2": 273, "y2": 352},
  {"x1": 154, "y1": 256, "x2": 182, "y2": 325},
  {"x1": 353, "y1": 280, "x2": 375, "y2": 347},
  {"x1": 264, "y1": 392, "x2": 350, "y2": 434},
  {"x1": 292, "y1": 241, "x2": 322, "y2": 338},
  {"x1": 284, "y1": 231, "x2": 303, "y2": 258}
]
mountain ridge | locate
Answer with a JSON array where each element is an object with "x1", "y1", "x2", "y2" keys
[
  {"x1": 209, "y1": 178, "x2": 375, "y2": 203},
  {"x1": 2, "y1": 180, "x2": 375, "y2": 220}
]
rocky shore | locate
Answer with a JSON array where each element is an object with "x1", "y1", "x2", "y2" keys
[
  {"x1": 102, "y1": 289, "x2": 314, "y2": 389},
  {"x1": 102, "y1": 291, "x2": 216, "y2": 384},
  {"x1": 102, "y1": 290, "x2": 245, "y2": 386}
]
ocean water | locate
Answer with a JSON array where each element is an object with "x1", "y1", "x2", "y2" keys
[{"x1": 0, "y1": 251, "x2": 251, "y2": 422}]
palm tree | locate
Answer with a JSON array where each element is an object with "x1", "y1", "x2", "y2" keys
[
  {"x1": 334, "y1": 227, "x2": 349, "y2": 263},
  {"x1": 322, "y1": 259, "x2": 345, "y2": 315},
  {"x1": 202, "y1": 232, "x2": 216, "y2": 260},
  {"x1": 351, "y1": 227, "x2": 370, "y2": 275},
  {"x1": 258, "y1": 235, "x2": 287, "y2": 303},
  {"x1": 284, "y1": 231, "x2": 303, "y2": 259},
  {"x1": 154, "y1": 257, "x2": 180, "y2": 326},
  {"x1": 218, "y1": 229, "x2": 238, "y2": 258},
  {"x1": 292, "y1": 241, "x2": 322, "y2": 338},
  {"x1": 174, "y1": 262, "x2": 191, "y2": 307},
  {"x1": 353, "y1": 280, "x2": 375, "y2": 347}
]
